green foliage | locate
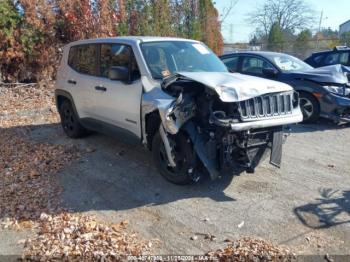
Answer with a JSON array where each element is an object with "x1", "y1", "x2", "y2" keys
[
  {"x1": 0, "y1": 0, "x2": 224, "y2": 82},
  {"x1": 294, "y1": 30, "x2": 312, "y2": 49},
  {"x1": 268, "y1": 22, "x2": 283, "y2": 51},
  {"x1": 293, "y1": 29, "x2": 312, "y2": 57},
  {"x1": 20, "y1": 28, "x2": 44, "y2": 55},
  {"x1": 0, "y1": 0, "x2": 22, "y2": 37}
]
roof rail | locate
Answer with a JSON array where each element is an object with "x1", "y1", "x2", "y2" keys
[{"x1": 334, "y1": 46, "x2": 349, "y2": 51}]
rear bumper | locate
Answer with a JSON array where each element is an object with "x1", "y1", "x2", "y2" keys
[
  {"x1": 320, "y1": 93, "x2": 350, "y2": 123},
  {"x1": 230, "y1": 109, "x2": 303, "y2": 131}
]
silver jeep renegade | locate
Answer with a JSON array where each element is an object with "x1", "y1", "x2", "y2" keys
[{"x1": 55, "y1": 37, "x2": 303, "y2": 185}]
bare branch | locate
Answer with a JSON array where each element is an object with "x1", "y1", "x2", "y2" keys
[
  {"x1": 219, "y1": 0, "x2": 238, "y2": 24},
  {"x1": 247, "y1": 0, "x2": 315, "y2": 37}
]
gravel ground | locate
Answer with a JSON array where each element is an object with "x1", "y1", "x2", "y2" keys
[{"x1": 1, "y1": 118, "x2": 350, "y2": 258}]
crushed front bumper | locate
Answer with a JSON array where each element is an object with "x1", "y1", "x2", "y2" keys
[
  {"x1": 230, "y1": 109, "x2": 303, "y2": 131},
  {"x1": 320, "y1": 93, "x2": 350, "y2": 123}
]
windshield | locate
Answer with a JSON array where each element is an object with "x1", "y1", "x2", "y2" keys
[
  {"x1": 267, "y1": 53, "x2": 313, "y2": 72},
  {"x1": 140, "y1": 41, "x2": 227, "y2": 79}
]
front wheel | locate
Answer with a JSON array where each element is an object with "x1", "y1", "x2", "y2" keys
[
  {"x1": 299, "y1": 92, "x2": 320, "y2": 123},
  {"x1": 152, "y1": 131, "x2": 200, "y2": 185}
]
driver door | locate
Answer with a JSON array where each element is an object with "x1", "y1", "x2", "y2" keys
[
  {"x1": 241, "y1": 56, "x2": 277, "y2": 79},
  {"x1": 92, "y1": 43, "x2": 142, "y2": 138}
]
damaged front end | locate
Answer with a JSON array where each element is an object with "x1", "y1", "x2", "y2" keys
[{"x1": 143, "y1": 72, "x2": 303, "y2": 181}]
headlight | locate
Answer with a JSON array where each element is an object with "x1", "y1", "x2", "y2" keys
[{"x1": 323, "y1": 85, "x2": 345, "y2": 96}]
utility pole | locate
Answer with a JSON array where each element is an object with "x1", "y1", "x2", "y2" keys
[
  {"x1": 316, "y1": 11, "x2": 323, "y2": 49},
  {"x1": 229, "y1": 24, "x2": 234, "y2": 43}
]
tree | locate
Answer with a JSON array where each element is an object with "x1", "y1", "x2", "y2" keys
[
  {"x1": 249, "y1": 35, "x2": 259, "y2": 46},
  {"x1": 267, "y1": 22, "x2": 283, "y2": 51},
  {"x1": 294, "y1": 29, "x2": 312, "y2": 57},
  {"x1": 198, "y1": 0, "x2": 223, "y2": 54},
  {"x1": 248, "y1": 0, "x2": 314, "y2": 37},
  {"x1": 0, "y1": 0, "x2": 225, "y2": 82}
]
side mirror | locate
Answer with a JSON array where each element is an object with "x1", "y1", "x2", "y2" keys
[
  {"x1": 262, "y1": 68, "x2": 278, "y2": 78},
  {"x1": 108, "y1": 66, "x2": 129, "y2": 81}
]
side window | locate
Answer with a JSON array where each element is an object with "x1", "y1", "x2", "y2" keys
[
  {"x1": 324, "y1": 53, "x2": 339, "y2": 65},
  {"x1": 100, "y1": 44, "x2": 140, "y2": 80},
  {"x1": 242, "y1": 57, "x2": 273, "y2": 75},
  {"x1": 222, "y1": 56, "x2": 239, "y2": 72},
  {"x1": 68, "y1": 44, "x2": 98, "y2": 76},
  {"x1": 313, "y1": 54, "x2": 324, "y2": 65},
  {"x1": 339, "y1": 52, "x2": 349, "y2": 65}
]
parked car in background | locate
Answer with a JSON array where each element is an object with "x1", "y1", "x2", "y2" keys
[
  {"x1": 304, "y1": 46, "x2": 350, "y2": 68},
  {"x1": 220, "y1": 51, "x2": 350, "y2": 123},
  {"x1": 55, "y1": 37, "x2": 303, "y2": 185}
]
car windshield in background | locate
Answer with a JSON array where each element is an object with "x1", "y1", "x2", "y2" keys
[
  {"x1": 141, "y1": 41, "x2": 227, "y2": 79},
  {"x1": 267, "y1": 54, "x2": 313, "y2": 72}
]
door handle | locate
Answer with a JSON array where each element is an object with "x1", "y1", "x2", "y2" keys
[
  {"x1": 95, "y1": 86, "x2": 107, "y2": 91},
  {"x1": 68, "y1": 79, "x2": 76, "y2": 85}
]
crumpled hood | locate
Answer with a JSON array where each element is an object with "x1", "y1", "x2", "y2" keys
[
  {"x1": 287, "y1": 64, "x2": 349, "y2": 84},
  {"x1": 176, "y1": 72, "x2": 293, "y2": 102}
]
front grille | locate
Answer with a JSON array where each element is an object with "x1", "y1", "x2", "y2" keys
[{"x1": 239, "y1": 92, "x2": 295, "y2": 120}]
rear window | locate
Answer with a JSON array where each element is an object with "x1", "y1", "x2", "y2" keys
[
  {"x1": 339, "y1": 52, "x2": 349, "y2": 65},
  {"x1": 68, "y1": 44, "x2": 98, "y2": 76}
]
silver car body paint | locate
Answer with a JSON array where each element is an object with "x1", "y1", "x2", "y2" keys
[
  {"x1": 56, "y1": 36, "x2": 303, "y2": 178},
  {"x1": 141, "y1": 71, "x2": 302, "y2": 140},
  {"x1": 175, "y1": 72, "x2": 294, "y2": 102}
]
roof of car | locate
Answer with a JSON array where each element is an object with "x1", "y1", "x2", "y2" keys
[
  {"x1": 220, "y1": 51, "x2": 286, "y2": 57},
  {"x1": 340, "y1": 19, "x2": 350, "y2": 27},
  {"x1": 67, "y1": 36, "x2": 200, "y2": 46},
  {"x1": 308, "y1": 47, "x2": 350, "y2": 56}
]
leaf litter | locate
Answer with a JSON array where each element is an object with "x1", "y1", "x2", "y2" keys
[{"x1": 1, "y1": 84, "x2": 295, "y2": 260}]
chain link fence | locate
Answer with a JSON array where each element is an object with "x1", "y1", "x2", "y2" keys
[{"x1": 223, "y1": 38, "x2": 343, "y2": 59}]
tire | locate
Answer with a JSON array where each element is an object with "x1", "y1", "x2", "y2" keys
[
  {"x1": 59, "y1": 100, "x2": 87, "y2": 138},
  {"x1": 299, "y1": 92, "x2": 320, "y2": 123},
  {"x1": 152, "y1": 131, "x2": 200, "y2": 185}
]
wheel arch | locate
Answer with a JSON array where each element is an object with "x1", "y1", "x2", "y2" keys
[
  {"x1": 144, "y1": 110, "x2": 161, "y2": 151},
  {"x1": 55, "y1": 89, "x2": 80, "y2": 119},
  {"x1": 298, "y1": 90, "x2": 321, "y2": 111}
]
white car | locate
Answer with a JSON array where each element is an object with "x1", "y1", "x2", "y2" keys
[{"x1": 55, "y1": 37, "x2": 303, "y2": 185}]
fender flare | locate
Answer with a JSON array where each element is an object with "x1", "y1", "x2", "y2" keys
[{"x1": 55, "y1": 89, "x2": 80, "y2": 119}]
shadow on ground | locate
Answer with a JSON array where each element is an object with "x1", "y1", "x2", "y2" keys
[
  {"x1": 294, "y1": 188, "x2": 350, "y2": 229},
  {"x1": 290, "y1": 118, "x2": 350, "y2": 134},
  {"x1": 2, "y1": 123, "x2": 238, "y2": 221}
]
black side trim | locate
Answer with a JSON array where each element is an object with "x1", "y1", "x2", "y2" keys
[{"x1": 80, "y1": 118, "x2": 141, "y2": 145}]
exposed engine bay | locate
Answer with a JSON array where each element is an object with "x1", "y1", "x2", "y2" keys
[{"x1": 142, "y1": 72, "x2": 303, "y2": 181}]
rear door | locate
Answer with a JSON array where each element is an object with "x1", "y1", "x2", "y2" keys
[
  {"x1": 92, "y1": 43, "x2": 142, "y2": 137},
  {"x1": 66, "y1": 44, "x2": 99, "y2": 119}
]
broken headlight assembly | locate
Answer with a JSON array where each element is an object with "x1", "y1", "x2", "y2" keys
[{"x1": 323, "y1": 85, "x2": 346, "y2": 96}]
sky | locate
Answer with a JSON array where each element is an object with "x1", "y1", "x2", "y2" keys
[{"x1": 214, "y1": 0, "x2": 350, "y2": 43}]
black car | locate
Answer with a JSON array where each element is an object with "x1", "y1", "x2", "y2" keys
[
  {"x1": 305, "y1": 46, "x2": 350, "y2": 68},
  {"x1": 220, "y1": 51, "x2": 350, "y2": 123}
]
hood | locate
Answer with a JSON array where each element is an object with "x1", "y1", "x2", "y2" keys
[
  {"x1": 175, "y1": 72, "x2": 293, "y2": 102},
  {"x1": 287, "y1": 64, "x2": 348, "y2": 84}
]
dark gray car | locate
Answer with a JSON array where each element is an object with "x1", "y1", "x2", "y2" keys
[{"x1": 220, "y1": 51, "x2": 350, "y2": 123}]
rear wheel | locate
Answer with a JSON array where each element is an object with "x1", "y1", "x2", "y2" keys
[
  {"x1": 59, "y1": 100, "x2": 87, "y2": 138},
  {"x1": 299, "y1": 92, "x2": 320, "y2": 123},
  {"x1": 152, "y1": 131, "x2": 200, "y2": 185}
]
